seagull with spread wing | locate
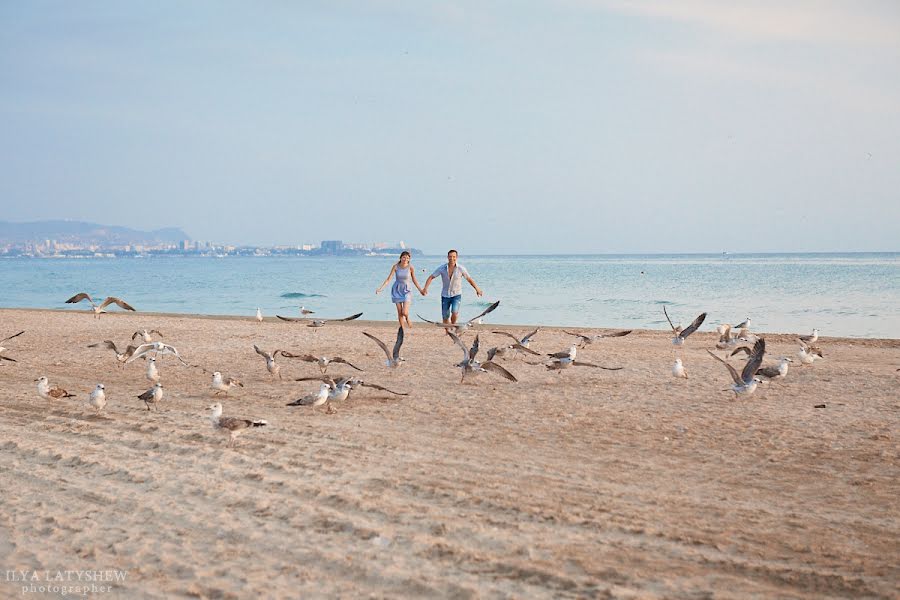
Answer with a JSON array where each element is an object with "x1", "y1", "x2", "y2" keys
[
  {"x1": 563, "y1": 329, "x2": 632, "y2": 348},
  {"x1": 707, "y1": 338, "x2": 766, "y2": 398},
  {"x1": 253, "y1": 345, "x2": 285, "y2": 379},
  {"x1": 0, "y1": 330, "x2": 24, "y2": 364},
  {"x1": 88, "y1": 340, "x2": 138, "y2": 367},
  {"x1": 418, "y1": 300, "x2": 500, "y2": 335},
  {"x1": 448, "y1": 332, "x2": 517, "y2": 384},
  {"x1": 663, "y1": 306, "x2": 707, "y2": 346},
  {"x1": 65, "y1": 292, "x2": 136, "y2": 318},
  {"x1": 361, "y1": 327, "x2": 405, "y2": 369},
  {"x1": 285, "y1": 352, "x2": 363, "y2": 374}
]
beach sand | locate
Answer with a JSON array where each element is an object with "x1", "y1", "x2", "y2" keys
[{"x1": 0, "y1": 308, "x2": 898, "y2": 598}]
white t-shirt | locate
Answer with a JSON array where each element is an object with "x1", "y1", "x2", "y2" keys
[{"x1": 432, "y1": 263, "x2": 469, "y2": 298}]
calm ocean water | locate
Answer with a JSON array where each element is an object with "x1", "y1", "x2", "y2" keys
[{"x1": 1, "y1": 253, "x2": 898, "y2": 338}]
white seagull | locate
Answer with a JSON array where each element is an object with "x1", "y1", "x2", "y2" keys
[
  {"x1": 799, "y1": 329, "x2": 820, "y2": 344},
  {"x1": 65, "y1": 292, "x2": 136, "y2": 318},
  {"x1": 253, "y1": 345, "x2": 284, "y2": 379},
  {"x1": 36, "y1": 376, "x2": 76, "y2": 400},
  {"x1": 132, "y1": 329, "x2": 163, "y2": 343},
  {"x1": 296, "y1": 375, "x2": 409, "y2": 398},
  {"x1": 286, "y1": 383, "x2": 333, "y2": 412},
  {"x1": 756, "y1": 357, "x2": 793, "y2": 380},
  {"x1": 137, "y1": 383, "x2": 164, "y2": 411},
  {"x1": 89, "y1": 384, "x2": 107, "y2": 413},
  {"x1": 361, "y1": 327, "x2": 405, "y2": 368},
  {"x1": 491, "y1": 328, "x2": 540, "y2": 350},
  {"x1": 539, "y1": 344, "x2": 623, "y2": 372},
  {"x1": 146, "y1": 357, "x2": 160, "y2": 384},
  {"x1": 299, "y1": 306, "x2": 315, "y2": 315},
  {"x1": 664, "y1": 306, "x2": 707, "y2": 346},
  {"x1": 256, "y1": 308, "x2": 263, "y2": 323},
  {"x1": 672, "y1": 358, "x2": 688, "y2": 379},
  {"x1": 448, "y1": 332, "x2": 517, "y2": 384},
  {"x1": 126, "y1": 341, "x2": 190, "y2": 366},
  {"x1": 212, "y1": 371, "x2": 244, "y2": 396},
  {"x1": 208, "y1": 403, "x2": 268, "y2": 447},
  {"x1": 707, "y1": 338, "x2": 766, "y2": 398},
  {"x1": 798, "y1": 341, "x2": 824, "y2": 365}
]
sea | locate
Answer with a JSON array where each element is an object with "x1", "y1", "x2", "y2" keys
[{"x1": 1, "y1": 253, "x2": 898, "y2": 338}]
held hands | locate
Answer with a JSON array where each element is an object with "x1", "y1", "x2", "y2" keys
[{"x1": 375, "y1": 288, "x2": 382, "y2": 295}]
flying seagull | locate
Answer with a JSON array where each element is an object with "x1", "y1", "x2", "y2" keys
[
  {"x1": 88, "y1": 340, "x2": 138, "y2": 366},
  {"x1": 286, "y1": 353, "x2": 363, "y2": 374},
  {"x1": 538, "y1": 345, "x2": 623, "y2": 372},
  {"x1": 448, "y1": 332, "x2": 517, "y2": 384},
  {"x1": 361, "y1": 327, "x2": 405, "y2": 368},
  {"x1": 253, "y1": 345, "x2": 285, "y2": 379},
  {"x1": 137, "y1": 383, "x2": 164, "y2": 411},
  {"x1": 707, "y1": 338, "x2": 766, "y2": 398},
  {"x1": 132, "y1": 329, "x2": 163, "y2": 343},
  {"x1": 0, "y1": 330, "x2": 24, "y2": 363},
  {"x1": 65, "y1": 293, "x2": 136, "y2": 318},
  {"x1": 563, "y1": 329, "x2": 632, "y2": 348},
  {"x1": 663, "y1": 306, "x2": 707, "y2": 346},
  {"x1": 89, "y1": 384, "x2": 107, "y2": 413},
  {"x1": 417, "y1": 300, "x2": 500, "y2": 335},
  {"x1": 208, "y1": 403, "x2": 268, "y2": 447},
  {"x1": 296, "y1": 375, "x2": 409, "y2": 397},
  {"x1": 212, "y1": 371, "x2": 244, "y2": 396},
  {"x1": 491, "y1": 328, "x2": 540, "y2": 350},
  {"x1": 276, "y1": 312, "x2": 363, "y2": 328},
  {"x1": 36, "y1": 376, "x2": 75, "y2": 400},
  {"x1": 126, "y1": 341, "x2": 190, "y2": 366},
  {"x1": 485, "y1": 342, "x2": 540, "y2": 362}
]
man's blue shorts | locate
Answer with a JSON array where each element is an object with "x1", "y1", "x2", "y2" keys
[{"x1": 441, "y1": 295, "x2": 462, "y2": 320}]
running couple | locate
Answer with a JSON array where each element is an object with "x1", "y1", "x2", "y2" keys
[{"x1": 376, "y1": 249, "x2": 483, "y2": 328}]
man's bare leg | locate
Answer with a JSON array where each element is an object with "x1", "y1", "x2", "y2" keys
[{"x1": 450, "y1": 312, "x2": 459, "y2": 324}]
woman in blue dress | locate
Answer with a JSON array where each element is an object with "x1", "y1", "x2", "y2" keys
[{"x1": 376, "y1": 251, "x2": 424, "y2": 328}]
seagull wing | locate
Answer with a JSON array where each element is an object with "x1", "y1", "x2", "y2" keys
[
  {"x1": 417, "y1": 313, "x2": 440, "y2": 325},
  {"x1": 663, "y1": 305, "x2": 677, "y2": 333},
  {"x1": 572, "y1": 361, "x2": 623, "y2": 370},
  {"x1": 756, "y1": 365, "x2": 780, "y2": 378},
  {"x1": 466, "y1": 300, "x2": 500, "y2": 325},
  {"x1": 0, "y1": 330, "x2": 24, "y2": 344},
  {"x1": 730, "y1": 346, "x2": 752, "y2": 357},
  {"x1": 66, "y1": 292, "x2": 94, "y2": 306},
  {"x1": 602, "y1": 329, "x2": 632, "y2": 338},
  {"x1": 362, "y1": 332, "x2": 392, "y2": 362},
  {"x1": 360, "y1": 382, "x2": 409, "y2": 396},
  {"x1": 520, "y1": 328, "x2": 540, "y2": 344},
  {"x1": 563, "y1": 330, "x2": 589, "y2": 342},
  {"x1": 741, "y1": 338, "x2": 766, "y2": 383},
  {"x1": 392, "y1": 326, "x2": 404, "y2": 361},
  {"x1": 253, "y1": 344, "x2": 273, "y2": 361},
  {"x1": 150, "y1": 330, "x2": 163, "y2": 337},
  {"x1": 680, "y1": 312, "x2": 707, "y2": 339},
  {"x1": 707, "y1": 350, "x2": 743, "y2": 385},
  {"x1": 100, "y1": 297, "x2": 135, "y2": 311},
  {"x1": 333, "y1": 357, "x2": 364, "y2": 371},
  {"x1": 482, "y1": 361, "x2": 517, "y2": 382},
  {"x1": 89, "y1": 340, "x2": 118, "y2": 352},
  {"x1": 126, "y1": 343, "x2": 157, "y2": 363},
  {"x1": 276, "y1": 315, "x2": 304, "y2": 322},
  {"x1": 491, "y1": 331, "x2": 521, "y2": 343},
  {"x1": 294, "y1": 375, "x2": 337, "y2": 386},
  {"x1": 447, "y1": 331, "x2": 470, "y2": 362},
  {"x1": 131, "y1": 331, "x2": 142, "y2": 340},
  {"x1": 547, "y1": 349, "x2": 572, "y2": 359},
  {"x1": 329, "y1": 312, "x2": 363, "y2": 322},
  {"x1": 469, "y1": 335, "x2": 481, "y2": 361},
  {"x1": 511, "y1": 343, "x2": 540, "y2": 355}
]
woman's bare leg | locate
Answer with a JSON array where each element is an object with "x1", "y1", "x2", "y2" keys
[
  {"x1": 401, "y1": 301, "x2": 412, "y2": 329},
  {"x1": 394, "y1": 303, "x2": 405, "y2": 328}
]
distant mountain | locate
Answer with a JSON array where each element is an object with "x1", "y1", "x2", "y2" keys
[{"x1": 0, "y1": 220, "x2": 190, "y2": 246}]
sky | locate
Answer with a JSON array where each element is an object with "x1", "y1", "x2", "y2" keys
[{"x1": 1, "y1": 1, "x2": 898, "y2": 254}]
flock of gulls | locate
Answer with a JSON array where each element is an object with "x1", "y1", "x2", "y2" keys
[{"x1": 5, "y1": 292, "x2": 832, "y2": 447}]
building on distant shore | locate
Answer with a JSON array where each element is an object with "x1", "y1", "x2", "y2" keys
[{"x1": 320, "y1": 240, "x2": 343, "y2": 254}]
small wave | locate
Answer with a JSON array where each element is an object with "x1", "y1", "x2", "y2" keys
[{"x1": 280, "y1": 292, "x2": 326, "y2": 299}]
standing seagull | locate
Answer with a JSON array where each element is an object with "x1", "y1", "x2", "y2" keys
[
  {"x1": 36, "y1": 376, "x2": 75, "y2": 400},
  {"x1": 361, "y1": 327, "x2": 405, "y2": 369},
  {"x1": 798, "y1": 341, "x2": 824, "y2": 365},
  {"x1": 664, "y1": 306, "x2": 707, "y2": 346},
  {"x1": 299, "y1": 306, "x2": 315, "y2": 316},
  {"x1": 756, "y1": 357, "x2": 793, "y2": 380},
  {"x1": 707, "y1": 338, "x2": 766, "y2": 398},
  {"x1": 138, "y1": 383, "x2": 164, "y2": 411},
  {"x1": 208, "y1": 403, "x2": 268, "y2": 447},
  {"x1": 146, "y1": 357, "x2": 160, "y2": 384},
  {"x1": 65, "y1": 293, "x2": 136, "y2": 318},
  {"x1": 212, "y1": 371, "x2": 243, "y2": 396},
  {"x1": 256, "y1": 308, "x2": 263, "y2": 323},
  {"x1": 672, "y1": 358, "x2": 688, "y2": 379},
  {"x1": 286, "y1": 383, "x2": 332, "y2": 412},
  {"x1": 563, "y1": 329, "x2": 632, "y2": 348},
  {"x1": 799, "y1": 329, "x2": 819, "y2": 344},
  {"x1": 448, "y1": 332, "x2": 517, "y2": 383},
  {"x1": 253, "y1": 345, "x2": 284, "y2": 379},
  {"x1": 89, "y1": 384, "x2": 107, "y2": 413}
]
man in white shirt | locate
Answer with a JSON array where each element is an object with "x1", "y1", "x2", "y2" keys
[{"x1": 422, "y1": 249, "x2": 484, "y2": 324}]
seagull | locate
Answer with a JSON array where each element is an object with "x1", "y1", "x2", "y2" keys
[
  {"x1": 146, "y1": 357, "x2": 160, "y2": 384},
  {"x1": 286, "y1": 383, "x2": 332, "y2": 412},
  {"x1": 299, "y1": 306, "x2": 315, "y2": 315},
  {"x1": 672, "y1": 358, "x2": 688, "y2": 379},
  {"x1": 132, "y1": 329, "x2": 163, "y2": 343},
  {"x1": 563, "y1": 329, "x2": 632, "y2": 348},
  {"x1": 663, "y1": 306, "x2": 707, "y2": 346},
  {"x1": 707, "y1": 338, "x2": 766, "y2": 398},
  {"x1": 212, "y1": 371, "x2": 243, "y2": 396},
  {"x1": 65, "y1": 293, "x2": 136, "y2": 318},
  {"x1": 253, "y1": 345, "x2": 284, "y2": 379},
  {"x1": 361, "y1": 327, "x2": 405, "y2": 368},
  {"x1": 0, "y1": 330, "x2": 24, "y2": 363},
  {"x1": 344, "y1": 377, "x2": 410, "y2": 397},
  {"x1": 485, "y1": 342, "x2": 540, "y2": 362},
  {"x1": 36, "y1": 376, "x2": 75, "y2": 400},
  {"x1": 447, "y1": 332, "x2": 517, "y2": 384},
  {"x1": 137, "y1": 383, "x2": 163, "y2": 411},
  {"x1": 256, "y1": 307, "x2": 263, "y2": 323},
  {"x1": 297, "y1": 375, "x2": 410, "y2": 398},
  {"x1": 756, "y1": 357, "x2": 793, "y2": 380},
  {"x1": 799, "y1": 329, "x2": 820, "y2": 344},
  {"x1": 417, "y1": 300, "x2": 500, "y2": 335},
  {"x1": 798, "y1": 341, "x2": 824, "y2": 365},
  {"x1": 89, "y1": 384, "x2": 107, "y2": 413},
  {"x1": 276, "y1": 312, "x2": 363, "y2": 328},
  {"x1": 491, "y1": 328, "x2": 540, "y2": 350},
  {"x1": 126, "y1": 341, "x2": 190, "y2": 366},
  {"x1": 539, "y1": 345, "x2": 623, "y2": 372},
  {"x1": 88, "y1": 340, "x2": 138, "y2": 366},
  {"x1": 733, "y1": 317, "x2": 751, "y2": 330},
  {"x1": 286, "y1": 353, "x2": 363, "y2": 374},
  {"x1": 715, "y1": 324, "x2": 745, "y2": 350},
  {"x1": 208, "y1": 403, "x2": 268, "y2": 447}
]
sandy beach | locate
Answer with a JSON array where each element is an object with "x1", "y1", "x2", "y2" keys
[{"x1": 0, "y1": 307, "x2": 898, "y2": 599}]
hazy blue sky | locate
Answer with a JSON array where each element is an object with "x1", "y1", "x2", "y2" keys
[{"x1": 1, "y1": 1, "x2": 898, "y2": 254}]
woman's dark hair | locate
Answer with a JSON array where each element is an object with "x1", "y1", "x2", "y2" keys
[{"x1": 397, "y1": 251, "x2": 411, "y2": 265}]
